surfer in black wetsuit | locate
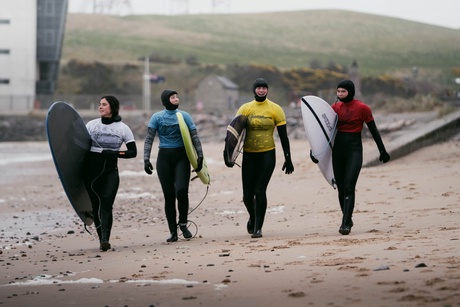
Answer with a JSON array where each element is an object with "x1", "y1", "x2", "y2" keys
[
  {"x1": 143, "y1": 89, "x2": 204, "y2": 242},
  {"x1": 228, "y1": 78, "x2": 294, "y2": 238},
  {"x1": 312, "y1": 80, "x2": 390, "y2": 235},
  {"x1": 83, "y1": 96, "x2": 137, "y2": 251}
]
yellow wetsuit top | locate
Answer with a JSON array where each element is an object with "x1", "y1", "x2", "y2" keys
[{"x1": 236, "y1": 99, "x2": 286, "y2": 153}]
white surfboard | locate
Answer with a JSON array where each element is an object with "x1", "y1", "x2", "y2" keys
[{"x1": 301, "y1": 95, "x2": 338, "y2": 188}]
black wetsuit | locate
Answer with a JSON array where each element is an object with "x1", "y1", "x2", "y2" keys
[
  {"x1": 83, "y1": 153, "x2": 119, "y2": 243},
  {"x1": 332, "y1": 132, "x2": 362, "y2": 220},
  {"x1": 156, "y1": 147, "x2": 191, "y2": 233},
  {"x1": 241, "y1": 149, "x2": 276, "y2": 233}
]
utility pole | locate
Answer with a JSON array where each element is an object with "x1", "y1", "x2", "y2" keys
[{"x1": 142, "y1": 57, "x2": 151, "y2": 112}]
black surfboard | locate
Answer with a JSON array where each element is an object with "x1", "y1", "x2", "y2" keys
[
  {"x1": 224, "y1": 114, "x2": 247, "y2": 167},
  {"x1": 46, "y1": 102, "x2": 94, "y2": 225}
]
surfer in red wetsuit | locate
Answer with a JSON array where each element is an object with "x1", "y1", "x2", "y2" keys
[
  {"x1": 83, "y1": 96, "x2": 137, "y2": 251},
  {"x1": 321, "y1": 80, "x2": 390, "y2": 235},
  {"x1": 230, "y1": 78, "x2": 294, "y2": 238}
]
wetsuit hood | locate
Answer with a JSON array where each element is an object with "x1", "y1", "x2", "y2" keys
[
  {"x1": 161, "y1": 89, "x2": 179, "y2": 110},
  {"x1": 337, "y1": 79, "x2": 355, "y2": 103},
  {"x1": 253, "y1": 78, "x2": 269, "y2": 102}
]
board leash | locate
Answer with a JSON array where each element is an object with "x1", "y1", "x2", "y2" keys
[
  {"x1": 181, "y1": 183, "x2": 209, "y2": 239},
  {"x1": 189, "y1": 183, "x2": 209, "y2": 215}
]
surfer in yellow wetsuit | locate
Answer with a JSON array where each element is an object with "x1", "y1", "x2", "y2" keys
[
  {"x1": 314, "y1": 80, "x2": 390, "y2": 235},
  {"x1": 231, "y1": 78, "x2": 294, "y2": 238}
]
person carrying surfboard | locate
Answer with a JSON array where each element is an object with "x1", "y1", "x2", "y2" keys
[
  {"x1": 83, "y1": 95, "x2": 137, "y2": 251},
  {"x1": 315, "y1": 80, "x2": 390, "y2": 235},
  {"x1": 143, "y1": 89, "x2": 204, "y2": 242},
  {"x1": 228, "y1": 78, "x2": 294, "y2": 238}
]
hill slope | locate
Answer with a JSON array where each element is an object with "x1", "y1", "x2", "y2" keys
[{"x1": 63, "y1": 10, "x2": 460, "y2": 76}]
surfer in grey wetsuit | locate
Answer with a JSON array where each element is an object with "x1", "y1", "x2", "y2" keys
[
  {"x1": 83, "y1": 95, "x2": 137, "y2": 251},
  {"x1": 312, "y1": 80, "x2": 390, "y2": 235},
  {"x1": 144, "y1": 89, "x2": 204, "y2": 243}
]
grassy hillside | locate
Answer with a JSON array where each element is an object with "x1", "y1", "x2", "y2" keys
[{"x1": 63, "y1": 10, "x2": 460, "y2": 77}]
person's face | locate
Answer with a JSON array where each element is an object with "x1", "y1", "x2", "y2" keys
[
  {"x1": 99, "y1": 98, "x2": 112, "y2": 118},
  {"x1": 169, "y1": 93, "x2": 179, "y2": 105},
  {"x1": 337, "y1": 88, "x2": 348, "y2": 100},
  {"x1": 255, "y1": 86, "x2": 268, "y2": 97}
]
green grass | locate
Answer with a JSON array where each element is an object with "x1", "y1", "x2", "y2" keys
[{"x1": 63, "y1": 10, "x2": 460, "y2": 77}]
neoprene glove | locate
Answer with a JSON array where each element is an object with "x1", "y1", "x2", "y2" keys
[
  {"x1": 379, "y1": 150, "x2": 390, "y2": 163},
  {"x1": 310, "y1": 150, "x2": 319, "y2": 164},
  {"x1": 282, "y1": 155, "x2": 294, "y2": 174},
  {"x1": 144, "y1": 160, "x2": 153, "y2": 175},
  {"x1": 195, "y1": 157, "x2": 203, "y2": 173}
]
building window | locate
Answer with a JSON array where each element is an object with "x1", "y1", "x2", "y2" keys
[
  {"x1": 0, "y1": 49, "x2": 10, "y2": 54},
  {"x1": 0, "y1": 79, "x2": 10, "y2": 84},
  {"x1": 45, "y1": 0, "x2": 56, "y2": 15}
]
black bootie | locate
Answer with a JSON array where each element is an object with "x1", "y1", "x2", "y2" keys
[
  {"x1": 246, "y1": 218, "x2": 254, "y2": 234},
  {"x1": 251, "y1": 218, "x2": 263, "y2": 238},
  {"x1": 339, "y1": 196, "x2": 354, "y2": 235},
  {"x1": 100, "y1": 229, "x2": 111, "y2": 251},
  {"x1": 166, "y1": 223, "x2": 178, "y2": 242},
  {"x1": 179, "y1": 223, "x2": 192, "y2": 239},
  {"x1": 243, "y1": 198, "x2": 255, "y2": 234},
  {"x1": 166, "y1": 232, "x2": 178, "y2": 242}
]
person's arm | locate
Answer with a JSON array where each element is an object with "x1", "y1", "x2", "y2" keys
[
  {"x1": 190, "y1": 129, "x2": 204, "y2": 172},
  {"x1": 366, "y1": 120, "x2": 390, "y2": 163},
  {"x1": 277, "y1": 124, "x2": 294, "y2": 174},
  {"x1": 143, "y1": 127, "x2": 156, "y2": 174},
  {"x1": 118, "y1": 141, "x2": 137, "y2": 159}
]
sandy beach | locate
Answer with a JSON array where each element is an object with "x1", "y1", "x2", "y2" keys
[{"x1": 0, "y1": 133, "x2": 459, "y2": 306}]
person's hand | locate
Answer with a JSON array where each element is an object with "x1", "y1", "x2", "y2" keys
[
  {"x1": 194, "y1": 157, "x2": 203, "y2": 173},
  {"x1": 310, "y1": 150, "x2": 319, "y2": 164},
  {"x1": 379, "y1": 151, "x2": 390, "y2": 163},
  {"x1": 282, "y1": 156, "x2": 294, "y2": 174},
  {"x1": 144, "y1": 160, "x2": 153, "y2": 175},
  {"x1": 102, "y1": 150, "x2": 118, "y2": 158},
  {"x1": 223, "y1": 151, "x2": 234, "y2": 168}
]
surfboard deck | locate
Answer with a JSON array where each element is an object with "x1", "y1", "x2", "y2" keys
[
  {"x1": 301, "y1": 95, "x2": 338, "y2": 188},
  {"x1": 176, "y1": 112, "x2": 211, "y2": 185},
  {"x1": 224, "y1": 114, "x2": 247, "y2": 167},
  {"x1": 46, "y1": 101, "x2": 94, "y2": 225}
]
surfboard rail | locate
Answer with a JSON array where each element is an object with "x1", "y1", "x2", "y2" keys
[
  {"x1": 301, "y1": 95, "x2": 338, "y2": 188},
  {"x1": 176, "y1": 112, "x2": 211, "y2": 185}
]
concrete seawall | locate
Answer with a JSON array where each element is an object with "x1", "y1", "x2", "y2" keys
[{"x1": 364, "y1": 110, "x2": 460, "y2": 167}]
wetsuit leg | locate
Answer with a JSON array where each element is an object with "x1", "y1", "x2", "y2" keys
[
  {"x1": 242, "y1": 152, "x2": 256, "y2": 231},
  {"x1": 97, "y1": 168, "x2": 118, "y2": 242},
  {"x1": 156, "y1": 148, "x2": 179, "y2": 235},
  {"x1": 174, "y1": 154, "x2": 191, "y2": 225}
]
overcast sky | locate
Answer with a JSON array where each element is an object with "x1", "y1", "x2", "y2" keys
[{"x1": 69, "y1": 0, "x2": 460, "y2": 29}]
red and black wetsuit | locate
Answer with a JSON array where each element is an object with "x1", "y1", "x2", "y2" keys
[{"x1": 331, "y1": 99, "x2": 373, "y2": 230}]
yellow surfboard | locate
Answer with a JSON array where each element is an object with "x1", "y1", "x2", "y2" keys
[{"x1": 176, "y1": 112, "x2": 210, "y2": 185}]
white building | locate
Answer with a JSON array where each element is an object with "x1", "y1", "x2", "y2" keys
[{"x1": 0, "y1": 0, "x2": 67, "y2": 113}]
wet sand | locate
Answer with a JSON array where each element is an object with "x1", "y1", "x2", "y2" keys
[{"x1": 0, "y1": 137, "x2": 459, "y2": 306}]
